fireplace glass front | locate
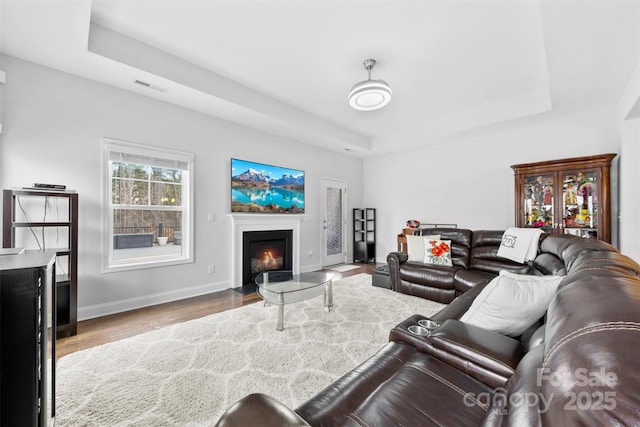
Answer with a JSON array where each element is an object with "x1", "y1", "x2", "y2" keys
[{"x1": 242, "y1": 229, "x2": 293, "y2": 290}]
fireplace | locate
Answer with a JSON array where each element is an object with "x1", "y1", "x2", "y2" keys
[
  {"x1": 242, "y1": 229, "x2": 293, "y2": 288},
  {"x1": 229, "y1": 214, "x2": 302, "y2": 288}
]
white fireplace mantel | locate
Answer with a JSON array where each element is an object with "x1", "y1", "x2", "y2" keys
[{"x1": 228, "y1": 214, "x2": 304, "y2": 287}]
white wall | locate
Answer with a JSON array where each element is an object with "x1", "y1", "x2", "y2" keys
[
  {"x1": 0, "y1": 55, "x2": 363, "y2": 319},
  {"x1": 617, "y1": 61, "x2": 640, "y2": 262},
  {"x1": 364, "y1": 107, "x2": 622, "y2": 260},
  {"x1": 618, "y1": 118, "x2": 639, "y2": 261}
]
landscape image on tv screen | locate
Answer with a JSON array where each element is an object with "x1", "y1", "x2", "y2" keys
[{"x1": 231, "y1": 158, "x2": 305, "y2": 213}]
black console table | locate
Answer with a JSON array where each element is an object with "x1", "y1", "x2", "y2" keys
[{"x1": 0, "y1": 250, "x2": 56, "y2": 426}]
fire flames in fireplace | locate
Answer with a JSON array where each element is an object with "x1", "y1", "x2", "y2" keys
[{"x1": 253, "y1": 249, "x2": 282, "y2": 273}]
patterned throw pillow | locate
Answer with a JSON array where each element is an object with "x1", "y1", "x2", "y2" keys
[
  {"x1": 406, "y1": 234, "x2": 441, "y2": 262},
  {"x1": 424, "y1": 240, "x2": 453, "y2": 266}
]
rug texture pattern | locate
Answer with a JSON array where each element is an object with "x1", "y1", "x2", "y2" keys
[
  {"x1": 55, "y1": 274, "x2": 444, "y2": 426},
  {"x1": 325, "y1": 264, "x2": 361, "y2": 273}
]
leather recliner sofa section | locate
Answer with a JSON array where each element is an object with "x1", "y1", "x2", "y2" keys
[
  {"x1": 387, "y1": 228, "x2": 538, "y2": 303},
  {"x1": 215, "y1": 234, "x2": 640, "y2": 427}
]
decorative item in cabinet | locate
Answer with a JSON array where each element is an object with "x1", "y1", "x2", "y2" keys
[
  {"x1": 521, "y1": 174, "x2": 555, "y2": 232},
  {"x1": 511, "y1": 153, "x2": 616, "y2": 243},
  {"x1": 3, "y1": 188, "x2": 78, "y2": 337},
  {"x1": 353, "y1": 208, "x2": 376, "y2": 263}
]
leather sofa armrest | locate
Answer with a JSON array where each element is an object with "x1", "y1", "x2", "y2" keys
[
  {"x1": 428, "y1": 320, "x2": 525, "y2": 388},
  {"x1": 215, "y1": 393, "x2": 310, "y2": 427},
  {"x1": 390, "y1": 318, "x2": 525, "y2": 388},
  {"x1": 389, "y1": 314, "x2": 438, "y2": 352},
  {"x1": 388, "y1": 251, "x2": 409, "y2": 263},
  {"x1": 386, "y1": 251, "x2": 408, "y2": 291},
  {"x1": 431, "y1": 279, "x2": 490, "y2": 322}
]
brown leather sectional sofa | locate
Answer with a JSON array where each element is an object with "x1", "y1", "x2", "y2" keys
[
  {"x1": 216, "y1": 234, "x2": 640, "y2": 426},
  {"x1": 387, "y1": 228, "x2": 540, "y2": 303}
]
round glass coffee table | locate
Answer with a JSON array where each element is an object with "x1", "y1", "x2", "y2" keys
[{"x1": 255, "y1": 270, "x2": 334, "y2": 331}]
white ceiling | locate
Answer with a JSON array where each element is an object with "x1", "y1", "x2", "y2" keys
[{"x1": 1, "y1": 1, "x2": 638, "y2": 157}]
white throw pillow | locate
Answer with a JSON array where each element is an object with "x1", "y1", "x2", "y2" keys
[
  {"x1": 459, "y1": 271, "x2": 564, "y2": 337},
  {"x1": 406, "y1": 234, "x2": 440, "y2": 262}
]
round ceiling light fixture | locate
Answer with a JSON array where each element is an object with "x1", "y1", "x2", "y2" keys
[{"x1": 348, "y1": 59, "x2": 392, "y2": 111}]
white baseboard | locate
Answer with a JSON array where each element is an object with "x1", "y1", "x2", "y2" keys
[
  {"x1": 78, "y1": 279, "x2": 232, "y2": 321},
  {"x1": 79, "y1": 265, "x2": 324, "y2": 321}
]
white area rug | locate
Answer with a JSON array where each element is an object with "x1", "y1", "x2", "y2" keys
[
  {"x1": 326, "y1": 264, "x2": 361, "y2": 272},
  {"x1": 55, "y1": 274, "x2": 445, "y2": 426}
]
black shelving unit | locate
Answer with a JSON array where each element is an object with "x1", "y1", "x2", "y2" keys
[
  {"x1": 353, "y1": 208, "x2": 376, "y2": 263},
  {"x1": 3, "y1": 189, "x2": 78, "y2": 337}
]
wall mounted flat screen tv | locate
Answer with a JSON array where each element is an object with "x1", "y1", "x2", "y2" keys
[{"x1": 231, "y1": 158, "x2": 305, "y2": 213}]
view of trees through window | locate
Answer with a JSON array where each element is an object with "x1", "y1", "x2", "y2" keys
[{"x1": 111, "y1": 162, "x2": 183, "y2": 244}]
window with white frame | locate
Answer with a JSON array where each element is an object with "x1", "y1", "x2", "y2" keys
[{"x1": 103, "y1": 138, "x2": 194, "y2": 271}]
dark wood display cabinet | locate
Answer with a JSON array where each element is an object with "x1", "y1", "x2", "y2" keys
[
  {"x1": 0, "y1": 250, "x2": 56, "y2": 426},
  {"x1": 511, "y1": 154, "x2": 616, "y2": 243},
  {"x1": 3, "y1": 189, "x2": 78, "y2": 337},
  {"x1": 353, "y1": 208, "x2": 376, "y2": 263}
]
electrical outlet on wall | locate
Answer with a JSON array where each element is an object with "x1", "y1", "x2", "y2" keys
[{"x1": 208, "y1": 264, "x2": 215, "y2": 274}]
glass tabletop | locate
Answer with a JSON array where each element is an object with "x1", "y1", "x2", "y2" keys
[{"x1": 255, "y1": 270, "x2": 334, "y2": 305}]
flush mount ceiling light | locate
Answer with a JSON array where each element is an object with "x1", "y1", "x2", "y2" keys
[{"x1": 348, "y1": 59, "x2": 392, "y2": 111}]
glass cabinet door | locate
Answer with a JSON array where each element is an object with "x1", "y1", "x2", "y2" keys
[
  {"x1": 522, "y1": 173, "x2": 554, "y2": 231},
  {"x1": 562, "y1": 170, "x2": 598, "y2": 239}
]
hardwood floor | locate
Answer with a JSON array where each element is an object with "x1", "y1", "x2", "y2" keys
[{"x1": 55, "y1": 263, "x2": 380, "y2": 361}]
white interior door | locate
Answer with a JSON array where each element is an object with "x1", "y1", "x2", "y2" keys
[{"x1": 321, "y1": 178, "x2": 347, "y2": 267}]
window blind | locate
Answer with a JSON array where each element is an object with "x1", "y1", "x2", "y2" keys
[{"x1": 109, "y1": 151, "x2": 190, "y2": 171}]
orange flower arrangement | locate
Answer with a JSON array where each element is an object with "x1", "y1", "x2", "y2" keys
[{"x1": 429, "y1": 240, "x2": 450, "y2": 257}]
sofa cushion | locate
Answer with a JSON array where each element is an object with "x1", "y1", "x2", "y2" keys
[
  {"x1": 531, "y1": 252, "x2": 567, "y2": 276},
  {"x1": 470, "y1": 230, "x2": 533, "y2": 275},
  {"x1": 431, "y1": 280, "x2": 491, "y2": 322},
  {"x1": 396, "y1": 280, "x2": 458, "y2": 303},
  {"x1": 560, "y1": 237, "x2": 619, "y2": 271},
  {"x1": 539, "y1": 278, "x2": 640, "y2": 426},
  {"x1": 539, "y1": 233, "x2": 576, "y2": 258},
  {"x1": 565, "y1": 250, "x2": 640, "y2": 276},
  {"x1": 406, "y1": 234, "x2": 440, "y2": 262},
  {"x1": 453, "y1": 269, "x2": 496, "y2": 294},
  {"x1": 423, "y1": 239, "x2": 453, "y2": 266},
  {"x1": 400, "y1": 262, "x2": 459, "y2": 289},
  {"x1": 460, "y1": 271, "x2": 563, "y2": 337},
  {"x1": 295, "y1": 341, "x2": 493, "y2": 426},
  {"x1": 295, "y1": 341, "x2": 417, "y2": 426},
  {"x1": 418, "y1": 228, "x2": 472, "y2": 268},
  {"x1": 338, "y1": 350, "x2": 493, "y2": 426}
]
